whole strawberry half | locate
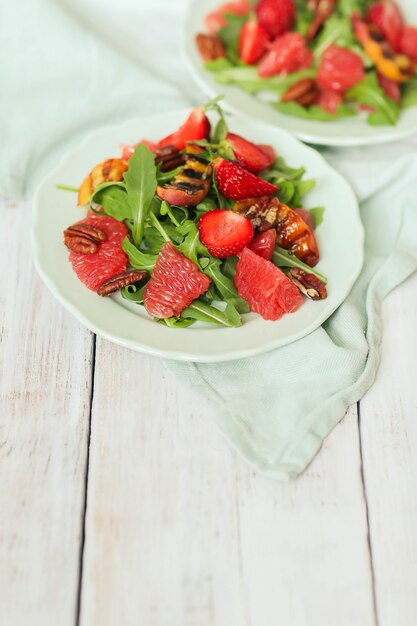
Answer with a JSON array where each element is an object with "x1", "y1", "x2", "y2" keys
[
  {"x1": 198, "y1": 209, "x2": 254, "y2": 258},
  {"x1": 239, "y1": 17, "x2": 270, "y2": 65},
  {"x1": 227, "y1": 133, "x2": 274, "y2": 173},
  {"x1": 367, "y1": 1, "x2": 403, "y2": 52},
  {"x1": 256, "y1": 0, "x2": 295, "y2": 38},
  {"x1": 213, "y1": 157, "x2": 278, "y2": 199},
  {"x1": 158, "y1": 108, "x2": 211, "y2": 151}
]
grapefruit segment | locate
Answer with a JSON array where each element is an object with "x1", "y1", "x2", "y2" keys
[
  {"x1": 144, "y1": 242, "x2": 211, "y2": 319},
  {"x1": 234, "y1": 247, "x2": 302, "y2": 320},
  {"x1": 68, "y1": 215, "x2": 128, "y2": 292}
]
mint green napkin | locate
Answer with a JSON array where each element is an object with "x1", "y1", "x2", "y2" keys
[{"x1": 3, "y1": 0, "x2": 417, "y2": 479}]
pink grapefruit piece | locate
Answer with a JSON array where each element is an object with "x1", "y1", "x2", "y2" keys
[{"x1": 234, "y1": 246, "x2": 303, "y2": 320}]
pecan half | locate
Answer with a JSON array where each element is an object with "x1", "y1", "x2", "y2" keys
[
  {"x1": 63, "y1": 223, "x2": 107, "y2": 255},
  {"x1": 281, "y1": 78, "x2": 319, "y2": 107},
  {"x1": 234, "y1": 196, "x2": 281, "y2": 232},
  {"x1": 287, "y1": 268, "x2": 327, "y2": 301},
  {"x1": 154, "y1": 145, "x2": 185, "y2": 172},
  {"x1": 195, "y1": 33, "x2": 226, "y2": 62},
  {"x1": 97, "y1": 270, "x2": 148, "y2": 297}
]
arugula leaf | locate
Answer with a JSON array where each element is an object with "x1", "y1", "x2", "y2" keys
[
  {"x1": 156, "y1": 165, "x2": 183, "y2": 184},
  {"x1": 91, "y1": 182, "x2": 131, "y2": 221},
  {"x1": 338, "y1": 0, "x2": 373, "y2": 16},
  {"x1": 274, "y1": 101, "x2": 356, "y2": 121},
  {"x1": 222, "y1": 256, "x2": 238, "y2": 280},
  {"x1": 218, "y1": 14, "x2": 248, "y2": 63},
  {"x1": 209, "y1": 65, "x2": 317, "y2": 96},
  {"x1": 177, "y1": 220, "x2": 209, "y2": 264},
  {"x1": 346, "y1": 72, "x2": 400, "y2": 126},
  {"x1": 202, "y1": 257, "x2": 241, "y2": 300},
  {"x1": 159, "y1": 317, "x2": 196, "y2": 328},
  {"x1": 277, "y1": 179, "x2": 295, "y2": 204},
  {"x1": 121, "y1": 283, "x2": 147, "y2": 304},
  {"x1": 205, "y1": 58, "x2": 234, "y2": 73},
  {"x1": 401, "y1": 78, "x2": 417, "y2": 109},
  {"x1": 309, "y1": 206, "x2": 325, "y2": 228},
  {"x1": 313, "y1": 15, "x2": 356, "y2": 59},
  {"x1": 122, "y1": 237, "x2": 158, "y2": 271},
  {"x1": 181, "y1": 299, "x2": 241, "y2": 327},
  {"x1": 272, "y1": 246, "x2": 327, "y2": 284},
  {"x1": 123, "y1": 144, "x2": 157, "y2": 247}
]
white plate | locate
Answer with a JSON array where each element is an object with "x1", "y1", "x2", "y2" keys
[
  {"x1": 32, "y1": 109, "x2": 363, "y2": 362},
  {"x1": 183, "y1": 0, "x2": 417, "y2": 147}
]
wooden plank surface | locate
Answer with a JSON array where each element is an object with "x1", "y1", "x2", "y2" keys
[
  {"x1": 0, "y1": 197, "x2": 93, "y2": 626},
  {"x1": 1, "y1": 193, "x2": 417, "y2": 626},
  {"x1": 78, "y1": 337, "x2": 375, "y2": 626},
  {"x1": 360, "y1": 272, "x2": 417, "y2": 626}
]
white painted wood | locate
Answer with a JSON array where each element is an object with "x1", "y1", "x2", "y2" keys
[
  {"x1": 0, "y1": 197, "x2": 93, "y2": 626},
  {"x1": 360, "y1": 272, "x2": 417, "y2": 626},
  {"x1": 79, "y1": 337, "x2": 375, "y2": 626}
]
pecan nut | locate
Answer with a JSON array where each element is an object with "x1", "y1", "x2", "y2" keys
[
  {"x1": 281, "y1": 78, "x2": 319, "y2": 107},
  {"x1": 287, "y1": 268, "x2": 327, "y2": 300},
  {"x1": 195, "y1": 33, "x2": 226, "y2": 62},
  {"x1": 97, "y1": 270, "x2": 148, "y2": 297},
  {"x1": 63, "y1": 223, "x2": 107, "y2": 255},
  {"x1": 154, "y1": 145, "x2": 185, "y2": 172}
]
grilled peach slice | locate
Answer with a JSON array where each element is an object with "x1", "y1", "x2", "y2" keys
[{"x1": 78, "y1": 158, "x2": 128, "y2": 205}]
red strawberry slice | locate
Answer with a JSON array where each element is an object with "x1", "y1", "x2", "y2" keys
[
  {"x1": 256, "y1": 0, "x2": 295, "y2": 38},
  {"x1": 257, "y1": 144, "x2": 276, "y2": 167},
  {"x1": 367, "y1": 1, "x2": 403, "y2": 52},
  {"x1": 257, "y1": 32, "x2": 313, "y2": 78},
  {"x1": 158, "y1": 109, "x2": 211, "y2": 151},
  {"x1": 400, "y1": 25, "x2": 417, "y2": 61},
  {"x1": 316, "y1": 89, "x2": 343, "y2": 114},
  {"x1": 198, "y1": 209, "x2": 254, "y2": 258},
  {"x1": 213, "y1": 157, "x2": 278, "y2": 199},
  {"x1": 205, "y1": 0, "x2": 251, "y2": 34},
  {"x1": 248, "y1": 229, "x2": 277, "y2": 260},
  {"x1": 234, "y1": 247, "x2": 302, "y2": 320},
  {"x1": 317, "y1": 44, "x2": 364, "y2": 94},
  {"x1": 68, "y1": 215, "x2": 128, "y2": 292},
  {"x1": 227, "y1": 133, "x2": 274, "y2": 173},
  {"x1": 377, "y1": 71, "x2": 401, "y2": 103},
  {"x1": 144, "y1": 242, "x2": 210, "y2": 319},
  {"x1": 239, "y1": 17, "x2": 270, "y2": 65},
  {"x1": 293, "y1": 208, "x2": 315, "y2": 231}
]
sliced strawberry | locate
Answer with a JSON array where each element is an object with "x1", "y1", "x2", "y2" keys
[
  {"x1": 258, "y1": 144, "x2": 276, "y2": 164},
  {"x1": 239, "y1": 17, "x2": 270, "y2": 65},
  {"x1": 205, "y1": 0, "x2": 251, "y2": 34},
  {"x1": 293, "y1": 208, "x2": 315, "y2": 231},
  {"x1": 317, "y1": 44, "x2": 364, "y2": 94},
  {"x1": 234, "y1": 247, "x2": 302, "y2": 320},
  {"x1": 198, "y1": 209, "x2": 253, "y2": 258},
  {"x1": 367, "y1": 1, "x2": 403, "y2": 52},
  {"x1": 257, "y1": 32, "x2": 313, "y2": 78},
  {"x1": 400, "y1": 25, "x2": 417, "y2": 61},
  {"x1": 377, "y1": 71, "x2": 401, "y2": 103},
  {"x1": 158, "y1": 109, "x2": 210, "y2": 151},
  {"x1": 256, "y1": 0, "x2": 295, "y2": 38},
  {"x1": 143, "y1": 242, "x2": 210, "y2": 319},
  {"x1": 248, "y1": 229, "x2": 277, "y2": 260},
  {"x1": 213, "y1": 157, "x2": 278, "y2": 200},
  {"x1": 227, "y1": 133, "x2": 273, "y2": 173},
  {"x1": 316, "y1": 89, "x2": 343, "y2": 114}
]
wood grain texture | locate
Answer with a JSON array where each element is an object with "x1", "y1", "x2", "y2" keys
[
  {"x1": 79, "y1": 337, "x2": 375, "y2": 626},
  {"x1": 0, "y1": 197, "x2": 93, "y2": 626},
  {"x1": 360, "y1": 272, "x2": 417, "y2": 626}
]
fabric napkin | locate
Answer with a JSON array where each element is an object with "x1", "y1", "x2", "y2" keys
[{"x1": 3, "y1": 0, "x2": 417, "y2": 479}]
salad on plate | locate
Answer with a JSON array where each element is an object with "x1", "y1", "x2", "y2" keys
[
  {"x1": 195, "y1": 0, "x2": 417, "y2": 126},
  {"x1": 60, "y1": 100, "x2": 328, "y2": 329}
]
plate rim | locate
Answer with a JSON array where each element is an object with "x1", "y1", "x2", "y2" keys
[{"x1": 32, "y1": 109, "x2": 364, "y2": 362}]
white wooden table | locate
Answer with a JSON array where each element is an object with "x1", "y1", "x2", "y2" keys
[{"x1": 1, "y1": 194, "x2": 417, "y2": 626}]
